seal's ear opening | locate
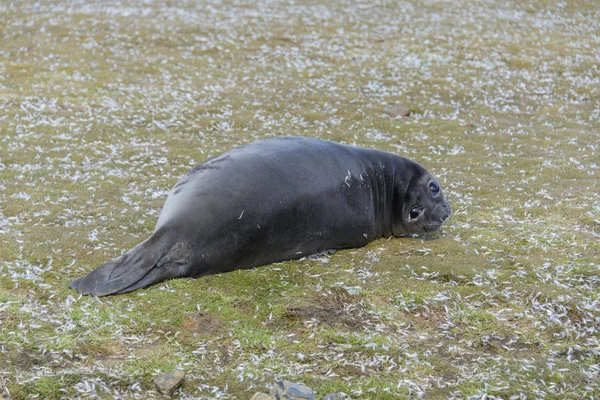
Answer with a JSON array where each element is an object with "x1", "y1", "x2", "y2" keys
[{"x1": 428, "y1": 180, "x2": 441, "y2": 198}]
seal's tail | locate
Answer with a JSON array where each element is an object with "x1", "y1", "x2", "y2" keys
[{"x1": 69, "y1": 231, "x2": 190, "y2": 297}]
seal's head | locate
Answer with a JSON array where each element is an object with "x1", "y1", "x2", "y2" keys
[{"x1": 392, "y1": 163, "x2": 452, "y2": 235}]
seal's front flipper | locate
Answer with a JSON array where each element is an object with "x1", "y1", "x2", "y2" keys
[{"x1": 69, "y1": 236, "x2": 192, "y2": 297}]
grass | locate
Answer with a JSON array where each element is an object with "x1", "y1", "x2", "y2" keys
[{"x1": 1, "y1": 0, "x2": 599, "y2": 398}]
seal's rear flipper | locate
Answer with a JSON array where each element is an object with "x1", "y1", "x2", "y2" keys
[
  {"x1": 68, "y1": 276, "x2": 84, "y2": 290},
  {"x1": 114, "y1": 264, "x2": 186, "y2": 295},
  {"x1": 69, "y1": 235, "x2": 191, "y2": 297}
]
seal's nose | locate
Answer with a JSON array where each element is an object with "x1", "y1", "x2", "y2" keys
[{"x1": 439, "y1": 203, "x2": 452, "y2": 223}]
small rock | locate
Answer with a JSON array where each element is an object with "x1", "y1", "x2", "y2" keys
[
  {"x1": 272, "y1": 380, "x2": 315, "y2": 400},
  {"x1": 322, "y1": 393, "x2": 347, "y2": 400},
  {"x1": 153, "y1": 370, "x2": 185, "y2": 396},
  {"x1": 384, "y1": 103, "x2": 411, "y2": 118},
  {"x1": 251, "y1": 393, "x2": 276, "y2": 400}
]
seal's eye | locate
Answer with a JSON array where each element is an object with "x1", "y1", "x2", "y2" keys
[
  {"x1": 429, "y1": 181, "x2": 440, "y2": 198},
  {"x1": 409, "y1": 207, "x2": 423, "y2": 221}
]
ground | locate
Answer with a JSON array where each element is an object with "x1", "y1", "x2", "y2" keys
[{"x1": 0, "y1": 0, "x2": 599, "y2": 398}]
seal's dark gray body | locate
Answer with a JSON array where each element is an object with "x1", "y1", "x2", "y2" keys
[{"x1": 70, "y1": 136, "x2": 451, "y2": 296}]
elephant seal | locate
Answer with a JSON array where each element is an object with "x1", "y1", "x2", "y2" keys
[{"x1": 70, "y1": 136, "x2": 451, "y2": 296}]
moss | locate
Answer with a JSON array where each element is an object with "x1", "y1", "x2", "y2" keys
[{"x1": 1, "y1": 0, "x2": 599, "y2": 397}]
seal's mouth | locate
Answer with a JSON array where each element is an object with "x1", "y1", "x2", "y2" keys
[
  {"x1": 423, "y1": 203, "x2": 452, "y2": 232},
  {"x1": 422, "y1": 221, "x2": 445, "y2": 232}
]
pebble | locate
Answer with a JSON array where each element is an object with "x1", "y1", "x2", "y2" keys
[
  {"x1": 272, "y1": 380, "x2": 315, "y2": 400},
  {"x1": 153, "y1": 370, "x2": 185, "y2": 396}
]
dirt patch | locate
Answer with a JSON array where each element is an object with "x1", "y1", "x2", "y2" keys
[
  {"x1": 102, "y1": 340, "x2": 127, "y2": 356},
  {"x1": 334, "y1": 364, "x2": 370, "y2": 377},
  {"x1": 401, "y1": 310, "x2": 446, "y2": 328},
  {"x1": 6, "y1": 349, "x2": 47, "y2": 369},
  {"x1": 182, "y1": 311, "x2": 226, "y2": 337},
  {"x1": 283, "y1": 288, "x2": 367, "y2": 331}
]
